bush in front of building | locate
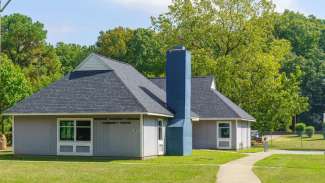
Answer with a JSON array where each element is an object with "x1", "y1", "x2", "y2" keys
[
  {"x1": 305, "y1": 126, "x2": 315, "y2": 138},
  {"x1": 295, "y1": 123, "x2": 306, "y2": 137},
  {"x1": 322, "y1": 123, "x2": 325, "y2": 140}
]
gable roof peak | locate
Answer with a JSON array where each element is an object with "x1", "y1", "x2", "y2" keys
[{"x1": 74, "y1": 53, "x2": 112, "y2": 71}]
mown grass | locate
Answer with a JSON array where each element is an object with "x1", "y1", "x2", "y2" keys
[
  {"x1": 238, "y1": 145, "x2": 264, "y2": 153},
  {"x1": 0, "y1": 150, "x2": 245, "y2": 183},
  {"x1": 254, "y1": 154, "x2": 325, "y2": 183},
  {"x1": 270, "y1": 134, "x2": 325, "y2": 150}
]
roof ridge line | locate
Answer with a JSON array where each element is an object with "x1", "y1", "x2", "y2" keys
[
  {"x1": 93, "y1": 53, "x2": 132, "y2": 67},
  {"x1": 112, "y1": 70, "x2": 148, "y2": 113}
]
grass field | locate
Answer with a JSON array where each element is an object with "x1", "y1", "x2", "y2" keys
[
  {"x1": 238, "y1": 146, "x2": 264, "y2": 153},
  {"x1": 270, "y1": 134, "x2": 325, "y2": 150},
  {"x1": 254, "y1": 154, "x2": 325, "y2": 183},
  {"x1": 0, "y1": 150, "x2": 245, "y2": 183}
]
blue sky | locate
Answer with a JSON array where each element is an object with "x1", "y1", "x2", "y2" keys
[{"x1": 3, "y1": 0, "x2": 325, "y2": 46}]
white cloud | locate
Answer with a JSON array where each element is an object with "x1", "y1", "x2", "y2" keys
[{"x1": 108, "y1": 0, "x2": 172, "y2": 14}]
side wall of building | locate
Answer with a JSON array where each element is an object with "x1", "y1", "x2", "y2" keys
[
  {"x1": 143, "y1": 116, "x2": 158, "y2": 156},
  {"x1": 192, "y1": 120, "x2": 217, "y2": 149},
  {"x1": 93, "y1": 118, "x2": 141, "y2": 157},
  {"x1": 235, "y1": 121, "x2": 251, "y2": 149},
  {"x1": 231, "y1": 121, "x2": 237, "y2": 149},
  {"x1": 14, "y1": 115, "x2": 143, "y2": 157},
  {"x1": 193, "y1": 120, "x2": 250, "y2": 150},
  {"x1": 14, "y1": 116, "x2": 57, "y2": 155}
]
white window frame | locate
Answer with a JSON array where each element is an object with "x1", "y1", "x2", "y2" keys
[
  {"x1": 57, "y1": 118, "x2": 93, "y2": 156},
  {"x1": 216, "y1": 121, "x2": 232, "y2": 149}
]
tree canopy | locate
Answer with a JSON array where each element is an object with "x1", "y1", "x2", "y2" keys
[
  {"x1": 0, "y1": 55, "x2": 32, "y2": 133},
  {"x1": 1, "y1": 13, "x2": 63, "y2": 92},
  {"x1": 274, "y1": 11, "x2": 325, "y2": 128},
  {"x1": 150, "y1": 0, "x2": 308, "y2": 132}
]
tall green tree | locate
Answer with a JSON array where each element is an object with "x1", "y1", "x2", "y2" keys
[
  {"x1": 23, "y1": 44, "x2": 62, "y2": 91},
  {"x1": 55, "y1": 42, "x2": 94, "y2": 74},
  {"x1": 126, "y1": 28, "x2": 165, "y2": 76},
  {"x1": 1, "y1": 13, "x2": 62, "y2": 91},
  {"x1": 0, "y1": 54, "x2": 32, "y2": 134},
  {"x1": 152, "y1": 0, "x2": 308, "y2": 133},
  {"x1": 96, "y1": 27, "x2": 165, "y2": 76},
  {"x1": 1, "y1": 13, "x2": 47, "y2": 67},
  {"x1": 275, "y1": 11, "x2": 325, "y2": 128},
  {"x1": 274, "y1": 11, "x2": 323, "y2": 57},
  {"x1": 96, "y1": 27, "x2": 133, "y2": 61}
]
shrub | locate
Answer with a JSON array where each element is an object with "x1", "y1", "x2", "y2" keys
[
  {"x1": 295, "y1": 123, "x2": 306, "y2": 137},
  {"x1": 305, "y1": 126, "x2": 315, "y2": 138},
  {"x1": 322, "y1": 123, "x2": 325, "y2": 140}
]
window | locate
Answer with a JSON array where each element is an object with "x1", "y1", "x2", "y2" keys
[
  {"x1": 158, "y1": 120, "x2": 163, "y2": 140},
  {"x1": 60, "y1": 121, "x2": 74, "y2": 141},
  {"x1": 58, "y1": 118, "x2": 92, "y2": 155},
  {"x1": 218, "y1": 123, "x2": 230, "y2": 138},
  {"x1": 59, "y1": 119, "x2": 91, "y2": 142},
  {"x1": 76, "y1": 121, "x2": 91, "y2": 141}
]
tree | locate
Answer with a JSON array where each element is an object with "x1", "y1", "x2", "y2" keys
[
  {"x1": 0, "y1": 54, "x2": 32, "y2": 134},
  {"x1": 126, "y1": 28, "x2": 165, "y2": 76},
  {"x1": 55, "y1": 42, "x2": 94, "y2": 74},
  {"x1": 274, "y1": 11, "x2": 323, "y2": 57},
  {"x1": 275, "y1": 11, "x2": 325, "y2": 129},
  {"x1": 96, "y1": 27, "x2": 165, "y2": 77},
  {"x1": 1, "y1": 13, "x2": 47, "y2": 67},
  {"x1": 1, "y1": 13, "x2": 63, "y2": 92},
  {"x1": 152, "y1": 0, "x2": 308, "y2": 133},
  {"x1": 96, "y1": 27, "x2": 133, "y2": 61},
  {"x1": 23, "y1": 44, "x2": 63, "y2": 92}
]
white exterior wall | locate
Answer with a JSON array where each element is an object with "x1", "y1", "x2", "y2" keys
[
  {"x1": 14, "y1": 116, "x2": 57, "y2": 155},
  {"x1": 143, "y1": 117, "x2": 158, "y2": 156},
  {"x1": 193, "y1": 121, "x2": 217, "y2": 149},
  {"x1": 143, "y1": 116, "x2": 166, "y2": 157},
  {"x1": 194, "y1": 120, "x2": 251, "y2": 150},
  {"x1": 93, "y1": 118, "x2": 141, "y2": 157},
  {"x1": 235, "y1": 121, "x2": 251, "y2": 149}
]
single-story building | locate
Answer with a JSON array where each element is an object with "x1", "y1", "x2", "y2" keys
[{"x1": 4, "y1": 46, "x2": 255, "y2": 159}]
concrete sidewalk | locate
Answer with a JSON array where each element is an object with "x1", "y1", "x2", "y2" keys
[
  {"x1": 216, "y1": 149, "x2": 324, "y2": 183},
  {"x1": 217, "y1": 152, "x2": 272, "y2": 183}
]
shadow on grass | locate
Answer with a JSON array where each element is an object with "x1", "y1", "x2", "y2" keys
[
  {"x1": 0, "y1": 152, "x2": 143, "y2": 163},
  {"x1": 305, "y1": 138, "x2": 324, "y2": 141}
]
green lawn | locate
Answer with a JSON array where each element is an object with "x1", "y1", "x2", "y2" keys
[
  {"x1": 270, "y1": 134, "x2": 325, "y2": 150},
  {"x1": 253, "y1": 154, "x2": 325, "y2": 183},
  {"x1": 0, "y1": 150, "x2": 245, "y2": 183},
  {"x1": 238, "y1": 146, "x2": 264, "y2": 153}
]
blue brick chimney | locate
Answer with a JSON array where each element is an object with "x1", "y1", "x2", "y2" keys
[{"x1": 165, "y1": 46, "x2": 192, "y2": 156}]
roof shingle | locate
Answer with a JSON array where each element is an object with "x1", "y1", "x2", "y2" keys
[
  {"x1": 5, "y1": 53, "x2": 255, "y2": 121},
  {"x1": 150, "y1": 76, "x2": 255, "y2": 121}
]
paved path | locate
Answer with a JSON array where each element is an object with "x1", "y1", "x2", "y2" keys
[
  {"x1": 217, "y1": 149, "x2": 324, "y2": 183},
  {"x1": 217, "y1": 152, "x2": 272, "y2": 183}
]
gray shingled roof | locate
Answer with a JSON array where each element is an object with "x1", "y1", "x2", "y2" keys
[
  {"x1": 150, "y1": 76, "x2": 256, "y2": 121},
  {"x1": 5, "y1": 53, "x2": 173, "y2": 116},
  {"x1": 5, "y1": 53, "x2": 254, "y2": 121}
]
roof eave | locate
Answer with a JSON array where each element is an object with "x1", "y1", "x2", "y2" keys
[
  {"x1": 196, "y1": 117, "x2": 256, "y2": 122},
  {"x1": 3, "y1": 112, "x2": 174, "y2": 118}
]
